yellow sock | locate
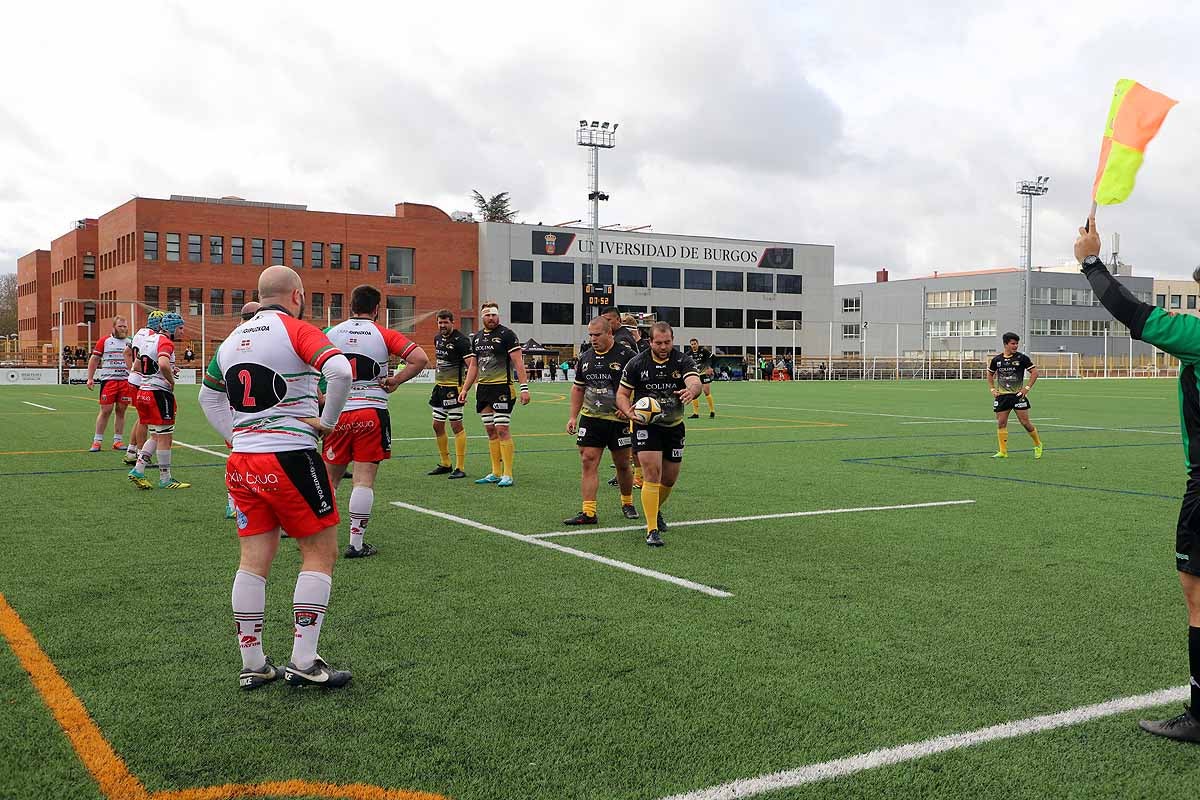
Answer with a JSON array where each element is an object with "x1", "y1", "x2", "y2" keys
[
  {"x1": 499, "y1": 439, "x2": 515, "y2": 478},
  {"x1": 1029, "y1": 427, "x2": 1042, "y2": 446},
  {"x1": 620, "y1": 493, "x2": 633, "y2": 505},
  {"x1": 488, "y1": 439, "x2": 502, "y2": 476},
  {"x1": 582, "y1": 499, "x2": 597, "y2": 516},
  {"x1": 435, "y1": 432, "x2": 450, "y2": 467},
  {"x1": 641, "y1": 482, "x2": 661, "y2": 533},
  {"x1": 454, "y1": 429, "x2": 467, "y2": 470},
  {"x1": 997, "y1": 428, "x2": 1009, "y2": 454},
  {"x1": 659, "y1": 484, "x2": 673, "y2": 506},
  {"x1": 692, "y1": 399, "x2": 700, "y2": 414},
  {"x1": 706, "y1": 394, "x2": 715, "y2": 413}
]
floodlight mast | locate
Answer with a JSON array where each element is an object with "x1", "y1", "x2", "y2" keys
[
  {"x1": 1017, "y1": 176, "x2": 1050, "y2": 343},
  {"x1": 577, "y1": 120, "x2": 617, "y2": 314}
]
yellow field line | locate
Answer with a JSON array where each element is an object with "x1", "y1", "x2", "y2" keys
[
  {"x1": 150, "y1": 780, "x2": 447, "y2": 800},
  {"x1": 40, "y1": 392, "x2": 96, "y2": 404}
]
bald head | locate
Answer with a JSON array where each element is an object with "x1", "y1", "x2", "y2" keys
[
  {"x1": 257, "y1": 265, "x2": 305, "y2": 317},
  {"x1": 239, "y1": 300, "x2": 262, "y2": 321}
]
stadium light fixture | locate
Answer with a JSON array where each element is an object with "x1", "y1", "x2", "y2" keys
[
  {"x1": 1017, "y1": 175, "x2": 1051, "y2": 345},
  {"x1": 577, "y1": 119, "x2": 620, "y2": 321}
]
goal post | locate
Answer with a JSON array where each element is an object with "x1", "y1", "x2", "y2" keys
[{"x1": 1030, "y1": 351, "x2": 1081, "y2": 379}]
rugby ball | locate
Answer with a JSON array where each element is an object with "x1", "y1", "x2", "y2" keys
[{"x1": 631, "y1": 395, "x2": 662, "y2": 424}]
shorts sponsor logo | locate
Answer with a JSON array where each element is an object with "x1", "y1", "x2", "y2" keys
[
  {"x1": 617, "y1": 435, "x2": 632, "y2": 447},
  {"x1": 636, "y1": 429, "x2": 649, "y2": 440},
  {"x1": 229, "y1": 471, "x2": 279, "y2": 487},
  {"x1": 236, "y1": 509, "x2": 249, "y2": 530},
  {"x1": 442, "y1": 398, "x2": 458, "y2": 407},
  {"x1": 294, "y1": 611, "x2": 318, "y2": 627},
  {"x1": 577, "y1": 426, "x2": 587, "y2": 437},
  {"x1": 326, "y1": 446, "x2": 336, "y2": 460},
  {"x1": 671, "y1": 448, "x2": 684, "y2": 458}
]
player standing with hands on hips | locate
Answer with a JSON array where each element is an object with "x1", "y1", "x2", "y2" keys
[{"x1": 986, "y1": 333, "x2": 1042, "y2": 459}]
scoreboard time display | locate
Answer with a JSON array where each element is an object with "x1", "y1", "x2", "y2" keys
[{"x1": 583, "y1": 283, "x2": 614, "y2": 307}]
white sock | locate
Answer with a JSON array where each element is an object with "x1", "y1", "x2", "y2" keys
[
  {"x1": 135, "y1": 439, "x2": 157, "y2": 470},
  {"x1": 158, "y1": 449, "x2": 171, "y2": 481},
  {"x1": 93, "y1": 434, "x2": 103, "y2": 443},
  {"x1": 291, "y1": 571, "x2": 332, "y2": 670},
  {"x1": 349, "y1": 486, "x2": 373, "y2": 550},
  {"x1": 232, "y1": 570, "x2": 267, "y2": 671},
  {"x1": 127, "y1": 442, "x2": 138, "y2": 456}
]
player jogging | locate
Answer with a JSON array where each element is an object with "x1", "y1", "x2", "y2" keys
[
  {"x1": 616, "y1": 321, "x2": 702, "y2": 547},
  {"x1": 85, "y1": 316, "x2": 133, "y2": 452},
  {"x1": 322, "y1": 285, "x2": 428, "y2": 558},
  {"x1": 128, "y1": 311, "x2": 189, "y2": 490},
  {"x1": 565, "y1": 316, "x2": 639, "y2": 525},
  {"x1": 686, "y1": 338, "x2": 717, "y2": 419},
  {"x1": 987, "y1": 333, "x2": 1043, "y2": 459},
  {"x1": 199, "y1": 265, "x2": 355, "y2": 690},
  {"x1": 470, "y1": 301, "x2": 530, "y2": 487},
  {"x1": 123, "y1": 311, "x2": 164, "y2": 465},
  {"x1": 427, "y1": 309, "x2": 477, "y2": 480}
]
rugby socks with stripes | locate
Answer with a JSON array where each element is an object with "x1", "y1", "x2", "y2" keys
[
  {"x1": 642, "y1": 482, "x2": 661, "y2": 533},
  {"x1": 135, "y1": 439, "x2": 157, "y2": 470},
  {"x1": 621, "y1": 493, "x2": 634, "y2": 506},
  {"x1": 158, "y1": 449, "x2": 172, "y2": 481},
  {"x1": 996, "y1": 428, "x2": 1009, "y2": 455},
  {"x1": 291, "y1": 571, "x2": 332, "y2": 671},
  {"x1": 232, "y1": 569, "x2": 267, "y2": 671},
  {"x1": 499, "y1": 439, "x2": 515, "y2": 478},
  {"x1": 435, "y1": 432, "x2": 451, "y2": 468},
  {"x1": 349, "y1": 486, "x2": 373, "y2": 550},
  {"x1": 1191, "y1": 626, "x2": 1200, "y2": 712},
  {"x1": 582, "y1": 499, "x2": 597, "y2": 517},
  {"x1": 706, "y1": 394, "x2": 715, "y2": 414},
  {"x1": 1029, "y1": 427, "x2": 1042, "y2": 446},
  {"x1": 488, "y1": 439, "x2": 503, "y2": 476},
  {"x1": 454, "y1": 429, "x2": 468, "y2": 470}
]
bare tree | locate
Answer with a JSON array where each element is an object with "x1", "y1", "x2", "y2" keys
[
  {"x1": 0, "y1": 273, "x2": 15, "y2": 337},
  {"x1": 471, "y1": 190, "x2": 519, "y2": 223}
]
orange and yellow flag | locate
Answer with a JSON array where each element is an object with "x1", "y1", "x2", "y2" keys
[{"x1": 1093, "y1": 79, "x2": 1177, "y2": 205}]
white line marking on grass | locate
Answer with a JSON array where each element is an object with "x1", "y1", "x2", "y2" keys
[
  {"x1": 531, "y1": 500, "x2": 976, "y2": 539},
  {"x1": 658, "y1": 684, "x2": 1187, "y2": 800},
  {"x1": 21, "y1": 402, "x2": 55, "y2": 411},
  {"x1": 174, "y1": 440, "x2": 233, "y2": 459},
  {"x1": 389, "y1": 500, "x2": 732, "y2": 598},
  {"x1": 899, "y1": 418, "x2": 1060, "y2": 425}
]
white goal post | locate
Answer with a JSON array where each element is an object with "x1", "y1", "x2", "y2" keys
[{"x1": 1030, "y1": 351, "x2": 1081, "y2": 379}]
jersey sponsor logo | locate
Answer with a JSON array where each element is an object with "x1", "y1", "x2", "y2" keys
[{"x1": 237, "y1": 339, "x2": 252, "y2": 352}]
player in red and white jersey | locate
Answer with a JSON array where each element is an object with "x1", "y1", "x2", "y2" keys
[
  {"x1": 322, "y1": 285, "x2": 429, "y2": 558},
  {"x1": 122, "y1": 311, "x2": 163, "y2": 465},
  {"x1": 198, "y1": 265, "x2": 355, "y2": 690},
  {"x1": 85, "y1": 316, "x2": 133, "y2": 453},
  {"x1": 129, "y1": 312, "x2": 189, "y2": 490}
]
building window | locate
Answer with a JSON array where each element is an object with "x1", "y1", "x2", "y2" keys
[
  {"x1": 510, "y1": 259, "x2": 534, "y2": 282},
  {"x1": 747, "y1": 310, "x2": 773, "y2": 329},
  {"x1": 231, "y1": 289, "x2": 245, "y2": 312},
  {"x1": 226, "y1": 237, "x2": 242, "y2": 265},
  {"x1": 776, "y1": 310, "x2": 803, "y2": 328},
  {"x1": 165, "y1": 233, "x2": 180, "y2": 262},
  {"x1": 653, "y1": 306, "x2": 681, "y2": 327},
  {"x1": 330, "y1": 293, "x2": 344, "y2": 320},
  {"x1": 842, "y1": 297, "x2": 861, "y2": 313},
  {"x1": 251, "y1": 238, "x2": 265, "y2": 266},
  {"x1": 684, "y1": 269, "x2": 712, "y2": 290},
  {"x1": 541, "y1": 302, "x2": 574, "y2": 325},
  {"x1": 330, "y1": 243, "x2": 342, "y2": 269},
  {"x1": 652, "y1": 267, "x2": 681, "y2": 289},
  {"x1": 188, "y1": 234, "x2": 202, "y2": 263},
  {"x1": 210, "y1": 289, "x2": 225, "y2": 316},
  {"x1": 716, "y1": 308, "x2": 742, "y2": 329},
  {"x1": 310, "y1": 242, "x2": 323, "y2": 269},
  {"x1": 368, "y1": 255, "x2": 380, "y2": 272},
  {"x1": 511, "y1": 301, "x2": 534, "y2": 324},
  {"x1": 349, "y1": 253, "x2": 361, "y2": 271},
  {"x1": 1189, "y1": 295, "x2": 1197, "y2": 310},
  {"x1": 842, "y1": 323, "x2": 861, "y2": 339},
  {"x1": 747, "y1": 273, "x2": 773, "y2": 293},
  {"x1": 272, "y1": 239, "x2": 284, "y2": 264},
  {"x1": 387, "y1": 247, "x2": 414, "y2": 284},
  {"x1": 461, "y1": 270, "x2": 473, "y2": 310},
  {"x1": 291, "y1": 240, "x2": 304, "y2": 268},
  {"x1": 684, "y1": 307, "x2": 712, "y2": 328},
  {"x1": 210, "y1": 236, "x2": 224, "y2": 265},
  {"x1": 385, "y1": 295, "x2": 414, "y2": 332},
  {"x1": 617, "y1": 265, "x2": 648, "y2": 288},
  {"x1": 143, "y1": 231, "x2": 158, "y2": 261},
  {"x1": 167, "y1": 287, "x2": 181, "y2": 312},
  {"x1": 778, "y1": 275, "x2": 802, "y2": 293},
  {"x1": 144, "y1": 285, "x2": 160, "y2": 307},
  {"x1": 541, "y1": 261, "x2": 574, "y2": 284},
  {"x1": 618, "y1": 305, "x2": 648, "y2": 314},
  {"x1": 583, "y1": 264, "x2": 614, "y2": 284},
  {"x1": 715, "y1": 271, "x2": 743, "y2": 291},
  {"x1": 1156, "y1": 294, "x2": 1166, "y2": 307},
  {"x1": 1171, "y1": 294, "x2": 1182, "y2": 309},
  {"x1": 928, "y1": 288, "x2": 999, "y2": 308},
  {"x1": 188, "y1": 288, "x2": 203, "y2": 315},
  {"x1": 311, "y1": 292, "x2": 324, "y2": 319},
  {"x1": 83, "y1": 255, "x2": 95, "y2": 279}
]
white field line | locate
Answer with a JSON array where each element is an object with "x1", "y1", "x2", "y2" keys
[
  {"x1": 658, "y1": 684, "x2": 1187, "y2": 800},
  {"x1": 174, "y1": 441, "x2": 232, "y2": 459},
  {"x1": 389, "y1": 500, "x2": 732, "y2": 598},
  {"x1": 899, "y1": 418, "x2": 1060, "y2": 425},
  {"x1": 531, "y1": 500, "x2": 976, "y2": 539},
  {"x1": 21, "y1": 401, "x2": 55, "y2": 411}
]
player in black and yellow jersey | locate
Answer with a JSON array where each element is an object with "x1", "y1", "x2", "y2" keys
[
  {"x1": 428, "y1": 310, "x2": 477, "y2": 479},
  {"x1": 565, "y1": 317, "x2": 640, "y2": 525},
  {"x1": 617, "y1": 322, "x2": 702, "y2": 547},
  {"x1": 687, "y1": 338, "x2": 717, "y2": 419},
  {"x1": 986, "y1": 332, "x2": 1042, "y2": 459},
  {"x1": 470, "y1": 301, "x2": 530, "y2": 487}
]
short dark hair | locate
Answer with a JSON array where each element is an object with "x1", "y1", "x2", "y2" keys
[
  {"x1": 351, "y1": 285, "x2": 381, "y2": 315},
  {"x1": 689, "y1": 338, "x2": 699, "y2": 344},
  {"x1": 436, "y1": 309, "x2": 454, "y2": 321},
  {"x1": 601, "y1": 307, "x2": 620, "y2": 317},
  {"x1": 1002, "y1": 332, "x2": 1020, "y2": 344},
  {"x1": 650, "y1": 321, "x2": 674, "y2": 339}
]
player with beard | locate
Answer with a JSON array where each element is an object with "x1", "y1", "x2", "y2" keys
[
  {"x1": 128, "y1": 311, "x2": 189, "y2": 490},
  {"x1": 427, "y1": 310, "x2": 477, "y2": 480},
  {"x1": 123, "y1": 311, "x2": 163, "y2": 465},
  {"x1": 86, "y1": 316, "x2": 134, "y2": 452},
  {"x1": 470, "y1": 302, "x2": 530, "y2": 487},
  {"x1": 686, "y1": 338, "x2": 717, "y2": 419}
]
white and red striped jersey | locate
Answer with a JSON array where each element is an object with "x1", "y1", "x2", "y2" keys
[
  {"x1": 204, "y1": 309, "x2": 343, "y2": 453},
  {"x1": 137, "y1": 334, "x2": 176, "y2": 392},
  {"x1": 91, "y1": 335, "x2": 131, "y2": 381},
  {"x1": 323, "y1": 318, "x2": 417, "y2": 411},
  {"x1": 126, "y1": 327, "x2": 153, "y2": 388}
]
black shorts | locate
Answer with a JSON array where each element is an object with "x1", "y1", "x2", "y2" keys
[
  {"x1": 476, "y1": 383, "x2": 513, "y2": 415},
  {"x1": 577, "y1": 416, "x2": 632, "y2": 452},
  {"x1": 1174, "y1": 477, "x2": 1200, "y2": 576},
  {"x1": 633, "y1": 422, "x2": 685, "y2": 463},
  {"x1": 993, "y1": 393, "x2": 1030, "y2": 413},
  {"x1": 430, "y1": 384, "x2": 464, "y2": 410}
]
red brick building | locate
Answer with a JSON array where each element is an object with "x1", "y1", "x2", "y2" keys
[{"x1": 17, "y1": 195, "x2": 479, "y2": 357}]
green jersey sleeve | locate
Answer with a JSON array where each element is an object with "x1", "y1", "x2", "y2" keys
[
  {"x1": 1138, "y1": 307, "x2": 1200, "y2": 365},
  {"x1": 202, "y1": 354, "x2": 224, "y2": 391}
]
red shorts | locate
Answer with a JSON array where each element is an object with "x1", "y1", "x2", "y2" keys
[
  {"x1": 322, "y1": 408, "x2": 391, "y2": 465},
  {"x1": 135, "y1": 389, "x2": 176, "y2": 426},
  {"x1": 99, "y1": 379, "x2": 134, "y2": 406},
  {"x1": 227, "y1": 450, "x2": 339, "y2": 538}
]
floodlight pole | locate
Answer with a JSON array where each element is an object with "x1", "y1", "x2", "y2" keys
[
  {"x1": 577, "y1": 121, "x2": 617, "y2": 314},
  {"x1": 1017, "y1": 176, "x2": 1050, "y2": 345}
]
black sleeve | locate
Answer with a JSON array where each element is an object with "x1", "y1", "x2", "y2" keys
[
  {"x1": 987, "y1": 356, "x2": 998, "y2": 373},
  {"x1": 1081, "y1": 257, "x2": 1155, "y2": 338}
]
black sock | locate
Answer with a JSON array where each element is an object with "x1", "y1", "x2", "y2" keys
[{"x1": 1190, "y1": 626, "x2": 1200, "y2": 711}]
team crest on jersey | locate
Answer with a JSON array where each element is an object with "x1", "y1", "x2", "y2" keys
[
  {"x1": 294, "y1": 611, "x2": 318, "y2": 627},
  {"x1": 672, "y1": 371, "x2": 681, "y2": 378},
  {"x1": 347, "y1": 337, "x2": 357, "y2": 345},
  {"x1": 609, "y1": 362, "x2": 621, "y2": 370},
  {"x1": 237, "y1": 339, "x2": 252, "y2": 352},
  {"x1": 640, "y1": 370, "x2": 649, "y2": 379}
]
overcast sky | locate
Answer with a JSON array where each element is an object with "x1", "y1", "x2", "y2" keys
[{"x1": 2, "y1": 0, "x2": 1198, "y2": 284}]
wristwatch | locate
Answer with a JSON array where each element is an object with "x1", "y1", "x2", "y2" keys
[{"x1": 1082, "y1": 255, "x2": 1103, "y2": 268}]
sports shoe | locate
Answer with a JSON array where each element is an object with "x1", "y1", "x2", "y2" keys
[
  {"x1": 283, "y1": 657, "x2": 352, "y2": 688},
  {"x1": 563, "y1": 511, "x2": 598, "y2": 526},
  {"x1": 622, "y1": 503, "x2": 639, "y2": 520},
  {"x1": 112, "y1": 442, "x2": 125, "y2": 451},
  {"x1": 1034, "y1": 444, "x2": 1044, "y2": 459},
  {"x1": 657, "y1": 512, "x2": 668, "y2": 532},
  {"x1": 225, "y1": 501, "x2": 236, "y2": 520},
  {"x1": 158, "y1": 478, "x2": 191, "y2": 489},
  {"x1": 646, "y1": 529, "x2": 664, "y2": 547},
  {"x1": 448, "y1": 469, "x2": 467, "y2": 479},
  {"x1": 344, "y1": 542, "x2": 379, "y2": 559},
  {"x1": 128, "y1": 470, "x2": 153, "y2": 490},
  {"x1": 688, "y1": 413, "x2": 700, "y2": 419},
  {"x1": 607, "y1": 475, "x2": 619, "y2": 487},
  {"x1": 122, "y1": 454, "x2": 138, "y2": 466},
  {"x1": 709, "y1": 411, "x2": 715, "y2": 419},
  {"x1": 88, "y1": 442, "x2": 102, "y2": 453},
  {"x1": 239, "y1": 657, "x2": 280, "y2": 691},
  {"x1": 991, "y1": 452, "x2": 1008, "y2": 459},
  {"x1": 1138, "y1": 707, "x2": 1200, "y2": 743},
  {"x1": 427, "y1": 464, "x2": 453, "y2": 476},
  {"x1": 475, "y1": 473, "x2": 501, "y2": 484},
  {"x1": 497, "y1": 475, "x2": 514, "y2": 487}
]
